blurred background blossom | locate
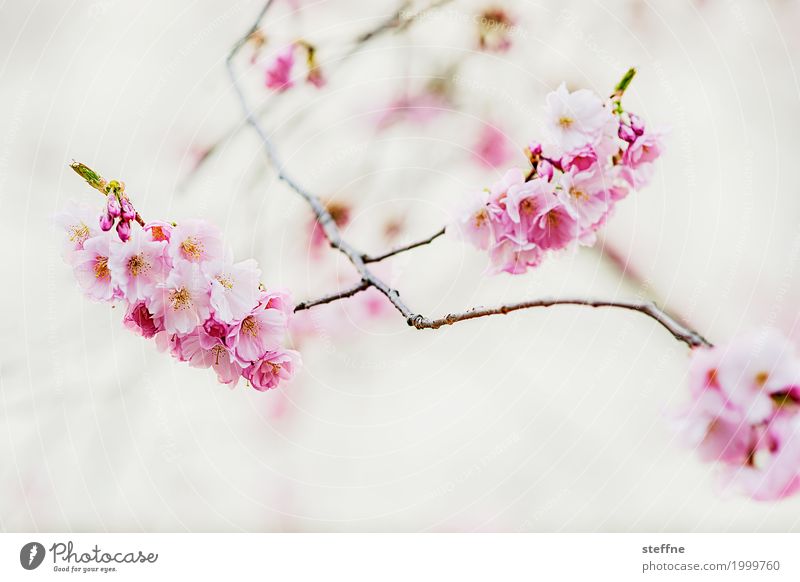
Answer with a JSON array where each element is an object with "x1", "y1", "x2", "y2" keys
[{"x1": 2, "y1": 0, "x2": 800, "y2": 531}]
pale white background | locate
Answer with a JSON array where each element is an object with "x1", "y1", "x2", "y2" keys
[{"x1": 2, "y1": 0, "x2": 800, "y2": 531}]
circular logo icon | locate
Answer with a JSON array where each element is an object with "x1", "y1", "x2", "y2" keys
[{"x1": 20, "y1": 542, "x2": 45, "y2": 570}]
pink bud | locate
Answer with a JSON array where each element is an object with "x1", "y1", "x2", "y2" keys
[
  {"x1": 116, "y1": 219, "x2": 131, "y2": 242},
  {"x1": 538, "y1": 159, "x2": 554, "y2": 181},
  {"x1": 106, "y1": 196, "x2": 121, "y2": 217},
  {"x1": 528, "y1": 141, "x2": 543, "y2": 157},
  {"x1": 121, "y1": 199, "x2": 136, "y2": 221},
  {"x1": 99, "y1": 212, "x2": 114, "y2": 231},
  {"x1": 618, "y1": 123, "x2": 637, "y2": 143},
  {"x1": 628, "y1": 113, "x2": 645, "y2": 136}
]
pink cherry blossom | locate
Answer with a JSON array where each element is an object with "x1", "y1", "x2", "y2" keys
[
  {"x1": 487, "y1": 237, "x2": 543, "y2": 275},
  {"x1": 621, "y1": 130, "x2": 665, "y2": 188},
  {"x1": 449, "y1": 189, "x2": 495, "y2": 251},
  {"x1": 172, "y1": 329, "x2": 243, "y2": 387},
  {"x1": 528, "y1": 197, "x2": 578, "y2": 251},
  {"x1": 148, "y1": 261, "x2": 212, "y2": 334},
  {"x1": 560, "y1": 144, "x2": 598, "y2": 173},
  {"x1": 227, "y1": 303, "x2": 288, "y2": 365},
  {"x1": 676, "y1": 329, "x2": 800, "y2": 500},
  {"x1": 169, "y1": 218, "x2": 225, "y2": 266},
  {"x1": 544, "y1": 83, "x2": 614, "y2": 152},
  {"x1": 557, "y1": 170, "x2": 613, "y2": 232},
  {"x1": 108, "y1": 226, "x2": 168, "y2": 302},
  {"x1": 473, "y1": 124, "x2": 514, "y2": 168},
  {"x1": 243, "y1": 349, "x2": 301, "y2": 391},
  {"x1": 123, "y1": 300, "x2": 163, "y2": 339},
  {"x1": 203, "y1": 258, "x2": 262, "y2": 324},
  {"x1": 72, "y1": 232, "x2": 117, "y2": 301},
  {"x1": 144, "y1": 221, "x2": 172, "y2": 242},
  {"x1": 265, "y1": 44, "x2": 295, "y2": 92},
  {"x1": 55, "y1": 200, "x2": 100, "y2": 264}
]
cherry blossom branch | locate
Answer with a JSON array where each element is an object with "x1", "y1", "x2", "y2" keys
[
  {"x1": 362, "y1": 227, "x2": 446, "y2": 263},
  {"x1": 294, "y1": 280, "x2": 370, "y2": 311},
  {"x1": 226, "y1": 4, "x2": 713, "y2": 350},
  {"x1": 182, "y1": 0, "x2": 453, "y2": 187},
  {"x1": 408, "y1": 298, "x2": 710, "y2": 347}
]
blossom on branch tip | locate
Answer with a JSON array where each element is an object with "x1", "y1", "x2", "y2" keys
[{"x1": 452, "y1": 73, "x2": 662, "y2": 274}]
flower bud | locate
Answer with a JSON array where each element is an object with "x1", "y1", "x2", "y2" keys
[
  {"x1": 106, "y1": 196, "x2": 121, "y2": 217},
  {"x1": 537, "y1": 159, "x2": 554, "y2": 181},
  {"x1": 121, "y1": 199, "x2": 137, "y2": 221},
  {"x1": 618, "y1": 123, "x2": 637, "y2": 143},
  {"x1": 628, "y1": 113, "x2": 645, "y2": 136},
  {"x1": 116, "y1": 219, "x2": 131, "y2": 242},
  {"x1": 99, "y1": 212, "x2": 114, "y2": 231}
]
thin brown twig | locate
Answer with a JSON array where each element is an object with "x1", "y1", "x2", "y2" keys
[
  {"x1": 182, "y1": 0, "x2": 452, "y2": 188},
  {"x1": 408, "y1": 298, "x2": 710, "y2": 347},
  {"x1": 226, "y1": 2, "x2": 713, "y2": 350},
  {"x1": 362, "y1": 227, "x2": 446, "y2": 263},
  {"x1": 294, "y1": 280, "x2": 370, "y2": 311}
]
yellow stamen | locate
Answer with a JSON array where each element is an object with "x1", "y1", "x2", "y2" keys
[
  {"x1": 69, "y1": 223, "x2": 90, "y2": 244},
  {"x1": 169, "y1": 288, "x2": 192, "y2": 311},
  {"x1": 181, "y1": 236, "x2": 204, "y2": 261},
  {"x1": 558, "y1": 116, "x2": 573, "y2": 128},
  {"x1": 94, "y1": 256, "x2": 110, "y2": 280},
  {"x1": 569, "y1": 186, "x2": 589, "y2": 202},
  {"x1": 215, "y1": 275, "x2": 234, "y2": 290},
  {"x1": 241, "y1": 316, "x2": 259, "y2": 337},
  {"x1": 127, "y1": 253, "x2": 150, "y2": 277}
]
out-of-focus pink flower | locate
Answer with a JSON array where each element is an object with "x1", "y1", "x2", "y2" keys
[
  {"x1": 309, "y1": 201, "x2": 350, "y2": 255},
  {"x1": 203, "y1": 258, "x2": 262, "y2": 324},
  {"x1": 108, "y1": 227, "x2": 168, "y2": 302},
  {"x1": 123, "y1": 300, "x2": 163, "y2": 339},
  {"x1": 168, "y1": 219, "x2": 225, "y2": 266},
  {"x1": 676, "y1": 329, "x2": 800, "y2": 500},
  {"x1": 72, "y1": 232, "x2": 116, "y2": 302},
  {"x1": 148, "y1": 261, "x2": 211, "y2": 334},
  {"x1": 477, "y1": 8, "x2": 515, "y2": 53},
  {"x1": 227, "y1": 303, "x2": 288, "y2": 365},
  {"x1": 474, "y1": 124, "x2": 514, "y2": 168},
  {"x1": 265, "y1": 44, "x2": 296, "y2": 92},
  {"x1": 375, "y1": 92, "x2": 448, "y2": 129},
  {"x1": 244, "y1": 349, "x2": 301, "y2": 391},
  {"x1": 544, "y1": 83, "x2": 614, "y2": 152}
]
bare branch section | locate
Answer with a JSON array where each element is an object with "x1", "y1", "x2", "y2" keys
[
  {"x1": 294, "y1": 281, "x2": 370, "y2": 311},
  {"x1": 409, "y1": 298, "x2": 711, "y2": 348},
  {"x1": 227, "y1": 1, "x2": 713, "y2": 350},
  {"x1": 362, "y1": 227, "x2": 446, "y2": 263}
]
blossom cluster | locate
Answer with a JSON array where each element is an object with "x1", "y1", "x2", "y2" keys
[
  {"x1": 451, "y1": 82, "x2": 664, "y2": 274},
  {"x1": 57, "y1": 201, "x2": 300, "y2": 391},
  {"x1": 676, "y1": 330, "x2": 800, "y2": 500}
]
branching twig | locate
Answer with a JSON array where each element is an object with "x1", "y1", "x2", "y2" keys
[
  {"x1": 294, "y1": 280, "x2": 370, "y2": 311},
  {"x1": 362, "y1": 227, "x2": 446, "y2": 263},
  {"x1": 225, "y1": 2, "x2": 713, "y2": 350}
]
